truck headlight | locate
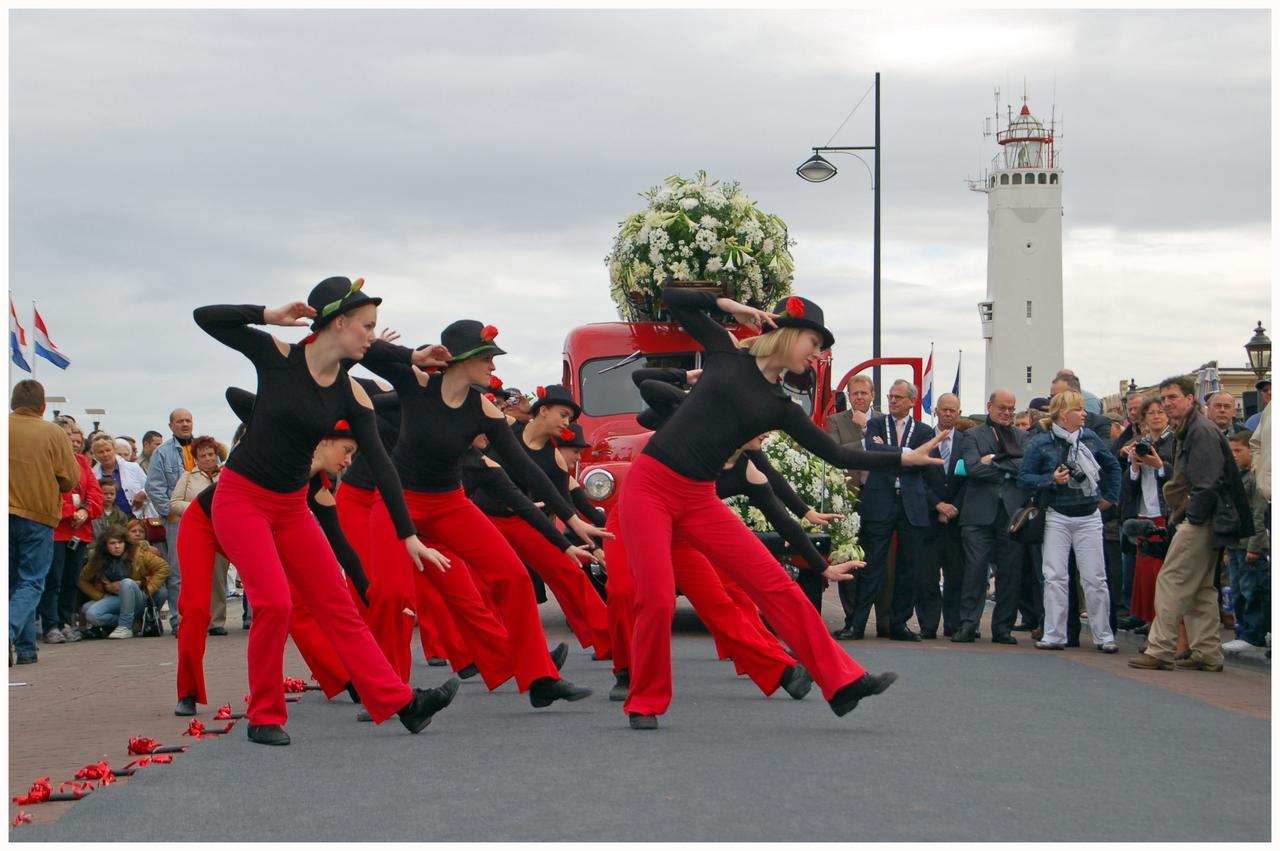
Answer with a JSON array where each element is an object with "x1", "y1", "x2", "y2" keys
[{"x1": 582, "y1": 469, "x2": 615, "y2": 501}]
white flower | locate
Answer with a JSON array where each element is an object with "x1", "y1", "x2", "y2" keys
[
  {"x1": 695, "y1": 229, "x2": 718, "y2": 252},
  {"x1": 762, "y1": 238, "x2": 775, "y2": 254},
  {"x1": 699, "y1": 215, "x2": 720, "y2": 230},
  {"x1": 644, "y1": 211, "x2": 665, "y2": 228},
  {"x1": 680, "y1": 197, "x2": 699, "y2": 211},
  {"x1": 705, "y1": 256, "x2": 723, "y2": 274},
  {"x1": 649, "y1": 246, "x2": 664, "y2": 266},
  {"x1": 704, "y1": 188, "x2": 728, "y2": 208},
  {"x1": 636, "y1": 226, "x2": 650, "y2": 245}
]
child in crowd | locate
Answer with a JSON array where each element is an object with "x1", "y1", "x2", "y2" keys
[
  {"x1": 1224, "y1": 431, "x2": 1270, "y2": 652},
  {"x1": 92, "y1": 478, "x2": 130, "y2": 541},
  {"x1": 125, "y1": 518, "x2": 163, "y2": 556},
  {"x1": 78, "y1": 525, "x2": 170, "y2": 639}
]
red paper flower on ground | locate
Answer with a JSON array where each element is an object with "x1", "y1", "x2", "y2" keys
[
  {"x1": 283, "y1": 677, "x2": 308, "y2": 693},
  {"x1": 13, "y1": 779, "x2": 51, "y2": 806},
  {"x1": 214, "y1": 704, "x2": 234, "y2": 720},
  {"x1": 128, "y1": 737, "x2": 162, "y2": 756},
  {"x1": 57, "y1": 781, "x2": 94, "y2": 799},
  {"x1": 481, "y1": 325, "x2": 499, "y2": 342},
  {"x1": 11, "y1": 811, "x2": 32, "y2": 828},
  {"x1": 183, "y1": 719, "x2": 208, "y2": 738},
  {"x1": 124, "y1": 754, "x2": 173, "y2": 771},
  {"x1": 785, "y1": 297, "x2": 805, "y2": 319},
  {"x1": 75, "y1": 763, "x2": 115, "y2": 785}
]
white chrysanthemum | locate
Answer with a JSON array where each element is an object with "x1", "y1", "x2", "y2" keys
[
  {"x1": 699, "y1": 215, "x2": 720, "y2": 230},
  {"x1": 679, "y1": 197, "x2": 699, "y2": 211},
  {"x1": 632, "y1": 260, "x2": 651, "y2": 280},
  {"x1": 705, "y1": 256, "x2": 723, "y2": 274},
  {"x1": 704, "y1": 188, "x2": 728, "y2": 208},
  {"x1": 694, "y1": 229, "x2": 717, "y2": 252},
  {"x1": 648, "y1": 246, "x2": 664, "y2": 267},
  {"x1": 762, "y1": 238, "x2": 775, "y2": 255}
]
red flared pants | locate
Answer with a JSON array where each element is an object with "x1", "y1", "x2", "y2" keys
[
  {"x1": 488, "y1": 514, "x2": 612, "y2": 658},
  {"x1": 211, "y1": 468, "x2": 412, "y2": 726},
  {"x1": 619, "y1": 455, "x2": 866, "y2": 716},
  {"x1": 369, "y1": 488, "x2": 560, "y2": 692}
]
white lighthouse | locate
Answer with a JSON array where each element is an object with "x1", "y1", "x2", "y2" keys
[{"x1": 970, "y1": 97, "x2": 1064, "y2": 406}]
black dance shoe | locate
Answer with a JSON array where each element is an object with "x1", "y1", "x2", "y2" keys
[
  {"x1": 629, "y1": 713, "x2": 659, "y2": 730},
  {"x1": 174, "y1": 696, "x2": 197, "y2": 717},
  {"x1": 427, "y1": 657, "x2": 449, "y2": 667},
  {"x1": 247, "y1": 724, "x2": 291, "y2": 746},
  {"x1": 345, "y1": 682, "x2": 361, "y2": 704},
  {"x1": 457, "y1": 664, "x2": 480, "y2": 680},
  {"x1": 951, "y1": 626, "x2": 977, "y2": 644},
  {"x1": 1011, "y1": 622, "x2": 1034, "y2": 632},
  {"x1": 919, "y1": 631, "x2": 937, "y2": 640},
  {"x1": 609, "y1": 669, "x2": 630, "y2": 702},
  {"x1": 991, "y1": 633, "x2": 1018, "y2": 646},
  {"x1": 550, "y1": 641, "x2": 568, "y2": 671},
  {"x1": 398, "y1": 677, "x2": 462, "y2": 734},
  {"x1": 828, "y1": 671, "x2": 898, "y2": 717},
  {"x1": 529, "y1": 677, "x2": 592, "y2": 708},
  {"x1": 889, "y1": 626, "x2": 922, "y2": 642},
  {"x1": 208, "y1": 626, "x2": 228, "y2": 636},
  {"x1": 834, "y1": 626, "x2": 864, "y2": 641},
  {"x1": 779, "y1": 664, "x2": 813, "y2": 700}
]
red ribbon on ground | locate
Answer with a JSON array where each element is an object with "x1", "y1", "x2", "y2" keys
[
  {"x1": 11, "y1": 812, "x2": 31, "y2": 828},
  {"x1": 74, "y1": 763, "x2": 116, "y2": 785},
  {"x1": 283, "y1": 677, "x2": 308, "y2": 693},
  {"x1": 56, "y1": 781, "x2": 95, "y2": 799},
  {"x1": 124, "y1": 754, "x2": 173, "y2": 771},
  {"x1": 12, "y1": 778, "x2": 51, "y2": 805}
]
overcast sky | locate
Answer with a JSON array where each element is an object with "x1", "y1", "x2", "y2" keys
[{"x1": 9, "y1": 8, "x2": 1271, "y2": 443}]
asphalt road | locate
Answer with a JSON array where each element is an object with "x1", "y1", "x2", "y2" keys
[{"x1": 17, "y1": 635, "x2": 1271, "y2": 842}]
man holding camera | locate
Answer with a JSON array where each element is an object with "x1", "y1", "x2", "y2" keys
[{"x1": 1130, "y1": 376, "x2": 1236, "y2": 672}]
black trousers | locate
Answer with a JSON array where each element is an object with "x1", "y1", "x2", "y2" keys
[
  {"x1": 916, "y1": 523, "x2": 965, "y2": 635},
  {"x1": 795, "y1": 568, "x2": 824, "y2": 614},
  {"x1": 1019, "y1": 545, "x2": 1043, "y2": 627},
  {"x1": 848, "y1": 501, "x2": 929, "y2": 633},
  {"x1": 959, "y1": 504, "x2": 1025, "y2": 636}
]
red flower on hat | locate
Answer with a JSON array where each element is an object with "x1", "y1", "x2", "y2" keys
[
  {"x1": 785, "y1": 297, "x2": 805, "y2": 319},
  {"x1": 481, "y1": 325, "x2": 499, "y2": 342},
  {"x1": 489, "y1": 375, "x2": 504, "y2": 390},
  {"x1": 559, "y1": 428, "x2": 575, "y2": 443},
  {"x1": 536, "y1": 386, "x2": 547, "y2": 399},
  {"x1": 332, "y1": 419, "x2": 350, "y2": 433},
  {"x1": 485, "y1": 393, "x2": 496, "y2": 403}
]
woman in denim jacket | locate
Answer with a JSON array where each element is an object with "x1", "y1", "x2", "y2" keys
[{"x1": 1020, "y1": 391, "x2": 1123, "y2": 652}]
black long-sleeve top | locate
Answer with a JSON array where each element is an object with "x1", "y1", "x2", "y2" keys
[
  {"x1": 193, "y1": 304, "x2": 416, "y2": 539},
  {"x1": 463, "y1": 448, "x2": 573, "y2": 551},
  {"x1": 194, "y1": 475, "x2": 369, "y2": 600},
  {"x1": 634, "y1": 367, "x2": 827, "y2": 571},
  {"x1": 641, "y1": 287, "x2": 902, "y2": 481},
  {"x1": 340, "y1": 379, "x2": 401, "y2": 492},
  {"x1": 359, "y1": 341, "x2": 577, "y2": 522}
]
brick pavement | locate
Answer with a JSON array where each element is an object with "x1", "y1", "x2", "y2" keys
[{"x1": 8, "y1": 588, "x2": 1270, "y2": 831}]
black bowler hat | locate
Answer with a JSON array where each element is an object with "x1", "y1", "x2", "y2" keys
[
  {"x1": 552, "y1": 423, "x2": 590, "y2": 449},
  {"x1": 770, "y1": 296, "x2": 835, "y2": 350},
  {"x1": 226, "y1": 386, "x2": 352, "y2": 440},
  {"x1": 307, "y1": 277, "x2": 382, "y2": 331},
  {"x1": 442, "y1": 320, "x2": 506, "y2": 362},
  {"x1": 529, "y1": 384, "x2": 581, "y2": 421}
]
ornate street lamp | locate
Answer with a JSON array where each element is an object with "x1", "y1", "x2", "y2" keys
[{"x1": 1245, "y1": 321, "x2": 1271, "y2": 379}]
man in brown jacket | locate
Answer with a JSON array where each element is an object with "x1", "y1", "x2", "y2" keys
[{"x1": 9, "y1": 379, "x2": 79, "y2": 665}]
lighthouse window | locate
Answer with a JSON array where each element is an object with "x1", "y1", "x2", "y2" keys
[
  {"x1": 1000, "y1": 174, "x2": 1009, "y2": 185},
  {"x1": 1038, "y1": 173, "x2": 1047, "y2": 184},
  {"x1": 1012, "y1": 173, "x2": 1023, "y2": 185},
  {"x1": 1026, "y1": 300, "x2": 1033, "y2": 319},
  {"x1": 1050, "y1": 174, "x2": 1058, "y2": 184},
  {"x1": 990, "y1": 176, "x2": 995, "y2": 188},
  {"x1": 1026, "y1": 366, "x2": 1033, "y2": 384}
]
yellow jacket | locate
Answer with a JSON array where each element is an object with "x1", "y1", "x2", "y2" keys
[
  {"x1": 78, "y1": 547, "x2": 170, "y2": 600},
  {"x1": 9, "y1": 410, "x2": 79, "y2": 528}
]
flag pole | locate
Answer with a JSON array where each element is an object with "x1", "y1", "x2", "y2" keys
[{"x1": 30, "y1": 300, "x2": 37, "y2": 383}]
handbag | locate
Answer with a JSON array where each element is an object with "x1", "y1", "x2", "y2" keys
[
  {"x1": 1008, "y1": 492, "x2": 1047, "y2": 545},
  {"x1": 140, "y1": 592, "x2": 165, "y2": 637},
  {"x1": 143, "y1": 517, "x2": 167, "y2": 544}
]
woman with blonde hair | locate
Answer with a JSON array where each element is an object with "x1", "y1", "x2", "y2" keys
[{"x1": 1018, "y1": 391, "x2": 1123, "y2": 652}]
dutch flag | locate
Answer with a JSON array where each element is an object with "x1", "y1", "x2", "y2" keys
[
  {"x1": 32, "y1": 308, "x2": 70, "y2": 370},
  {"x1": 10, "y1": 297, "x2": 31, "y2": 373},
  {"x1": 921, "y1": 344, "x2": 934, "y2": 415}
]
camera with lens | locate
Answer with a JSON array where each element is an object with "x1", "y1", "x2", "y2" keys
[
  {"x1": 1057, "y1": 462, "x2": 1088, "y2": 485},
  {"x1": 1134, "y1": 437, "x2": 1156, "y2": 458}
]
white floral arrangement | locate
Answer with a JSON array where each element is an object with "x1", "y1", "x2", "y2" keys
[
  {"x1": 605, "y1": 171, "x2": 796, "y2": 321},
  {"x1": 726, "y1": 432, "x2": 862, "y2": 563}
]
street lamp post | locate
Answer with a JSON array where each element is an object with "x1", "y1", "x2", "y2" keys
[
  {"x1": 1244, "y1": 321, "x2": 1271, "y2": 380},
  {"x1": 797, "y1": 71, "x2": 881, "y2": 408}
]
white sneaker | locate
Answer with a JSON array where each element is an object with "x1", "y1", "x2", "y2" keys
[
  {"x1": 108, "y1": 626, "x2": 133, "y2": 640},
  {"x1": 44, "y1": 628, "x2": 65, "y2": 645},
  {"x1": 1222, "y1": 639, "x2": 1257, "y2": 653}
]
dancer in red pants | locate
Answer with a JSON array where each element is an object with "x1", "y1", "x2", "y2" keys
[
  {"x1": 619, "y1": 286, "x2": 944, "y2": 729},
  {"x1": 194, "y1": 278, "x2": 461, "y2": 745},
  {"x1": 360, "y1": 321, "x2": 609, "y2": 706}
]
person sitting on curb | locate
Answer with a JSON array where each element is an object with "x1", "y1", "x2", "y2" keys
[{"x1": 78, "y1": 525, "x2": 170, "y2": 639}]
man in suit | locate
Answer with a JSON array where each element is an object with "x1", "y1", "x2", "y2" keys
[
  {"x1": 842, "y1": 379, "x2": 936, "y2": 641},
  {"x1": 916, "y1": 393, "x2": 967, "y2": 638},
  {"x1": 954, "y1": 388, "x2": 1030, "y2": 645},
  {"x1": 826, "y1": 375, "x2": 879, "y2": 638}
]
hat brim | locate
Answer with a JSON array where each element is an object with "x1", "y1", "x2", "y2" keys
[
  {"x1": 447, "y1": 343, "x2": 507, "y2": 362},
  {"x1": 311, "y1": 292, "x2": 382, "y2": 331},
  {"x1": 772, "y1": 317, "x2": 835, "y2": 350},
  {"x1": 529, "y1": 397, "x2": 582, "y2": 422}
]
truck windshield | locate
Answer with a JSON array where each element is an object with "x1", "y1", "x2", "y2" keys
[{"x1": 579, "y1": 354, "x2": 696, "y2": 417}]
